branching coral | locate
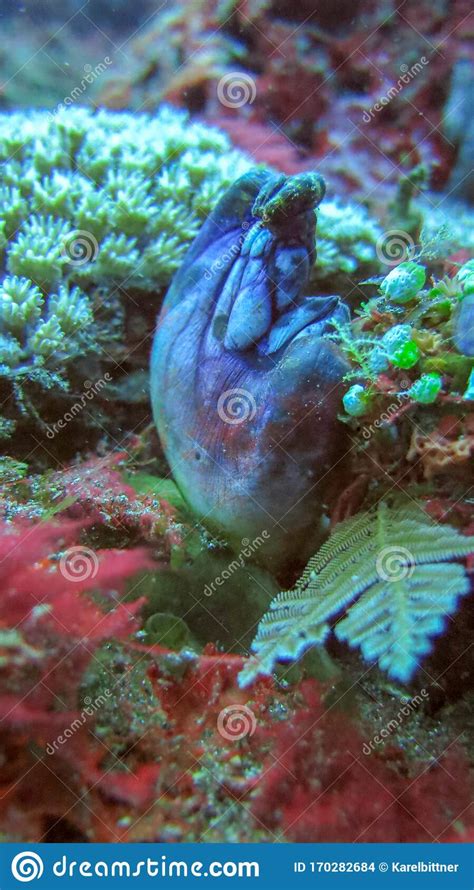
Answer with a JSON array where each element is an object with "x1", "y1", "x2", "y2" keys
[
  {"x1": 0, "y1": 105, "x2": 250, "y2": 435},
  {"x1": 0, "y1": 106, "x2": 249, "y2": 292},
  {"x1": 418, "y1": 198, "x2": 474, "y2": 258},
  {"x1": 0, "y1": 272, "x2": 96, "y2": 434},
  {"x1": 311, "y1": 198, "x2": 382, "y2": 288},
  {"x1": 0, "y1": 275, "x2": 92, "y2": 364}
]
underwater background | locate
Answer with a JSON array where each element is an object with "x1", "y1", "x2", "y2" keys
[{"x1": 0, "y1": 0, "x2": 473, "y2": 843}]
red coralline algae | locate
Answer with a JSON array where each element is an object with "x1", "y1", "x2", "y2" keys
[
  {"x1": 208, "y1": 116, "x2": 313, "y2": 174},
  {"x1": 0, "y1": 451, "x2": 187, "y2": 555},
  {"x1": 96, "y1": 0, "x2": 471, "y2": 200},
  {"x1": 51, "y1": 455, "x2": 181, "y2": 545},
  {"x1": 2, "y1": 570, "x2": 473, "y2": 844},
  {"x1": 0, "y1": 512, "x2": 471, "y2": 843},
  {"x1": 0, "y1": 520, "x2": 148, "y2": 634},
  {"x1": 145, "y1": 642, "x2": 273, "y2": 744},
  {"x1": 251, "y1": 682, "x2": 474, "y2": 842},
  {"x1": 0, "y1": 517, "x2": 151, "y2": 840}
]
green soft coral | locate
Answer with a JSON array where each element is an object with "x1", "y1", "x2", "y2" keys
[
  {"x1": 2, "y1": 105, "x2": 386, "y2": 291},
  {"x1": 0, "y1": 106, "x2": 251, "y2": 292},
  {"x1": 0, "y1": 105, "x2": 393, "y2": 303},
  {"x1": 312, "y1": 198, "x2": 383, "y2": 286},
  {"x1": 0, "y1": 276, "x2": 92, "y2": 359},
  {"x1": 0, "y1": 105, "x2": 252, "y2": 432}
]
